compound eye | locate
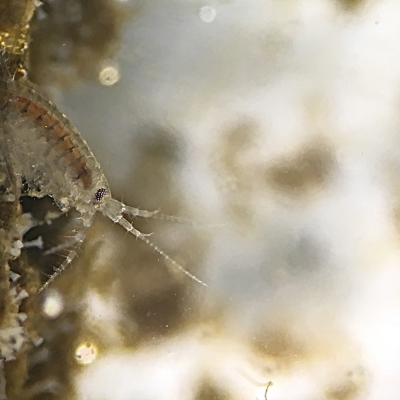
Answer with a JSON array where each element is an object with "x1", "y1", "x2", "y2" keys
[{"x1": 94, "y1": 188, "x2": 107, "y2": 202}]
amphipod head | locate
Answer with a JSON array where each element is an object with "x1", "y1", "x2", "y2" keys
[
  {"x1": 94, "y1": 187, "x2": 107, "y2": 202},
  {"x1": 93, "y1": 186, "x2": 110, "y2": 209}
]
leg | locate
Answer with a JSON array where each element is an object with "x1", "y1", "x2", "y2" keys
[
  {"x1": 104, "y1": 198, "x2": 160, "y2": 219},
  {"x1": 38, "y1": 213, "x2": 95, "y2": 293},
  {"x1": 117, "y1": 216, "x2": 207, "y2": 286},
  {"x1": 43, "y1": 232, "x2": 83, "y2": 256},
  {"x1": 107, "y1": 198, "x2": 222, "y2": 228},
  {"x1": 38, "y1": 247, "x2": 79, "y2": 294},
  {"x1": 0, "y1": 90, "x2": 18, "y2": 203},
  {"x1": 0, "y1": 50, "x2": 18, "y2": 95},
  {"x1": 42, "y1": 210, "x2": 85, "y2": 255},
  {"x1": 102, "y1": 199, "x2": 207, "y2": 286}
]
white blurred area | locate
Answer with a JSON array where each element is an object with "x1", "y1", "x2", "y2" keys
[{"x1": 60, "y1": 0, "x2": 400, "y2": 399}]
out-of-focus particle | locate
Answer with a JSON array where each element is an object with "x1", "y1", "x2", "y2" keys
[
  {"x1": 199, "y1": 6, "x2": 217, "y2": 23},
  {"x1": 7, "y1": 270, "x2": 20, "y2": 282},
  {"x1": 40, "y1": 289, "x2": 64, "y2": 319},
  {"x1": 75, "y1": 342, "x2": 98, "y2": 365},
  {"x1": 23, "y1": 235, "x2": 44, "y2": 249},
  {"x1": 32, "y1": 336, "x2": 44, "y2": 347},
  {"x1": 99, "y1": 64, "x2": 120, "y2": 86},
  {"x1": 15, "y1": 289, "x2": 28, "y2": 302},
  {"x1": 9, "y1": 239, "x2": 23, "y2": 257}
]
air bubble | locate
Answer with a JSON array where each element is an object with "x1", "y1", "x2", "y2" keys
[
  {"x1": 199, "y1": 6, "x2": 217, "y2": 23},
  {"x1": 75, "y1": 342, "x2": 98, "y2": 365},
  {"x1": 41, "y1": 289, "x2": 64, "y2": 319},
  {"x1": 99, "y1": 64, "x2": 120, "y2": 86}
]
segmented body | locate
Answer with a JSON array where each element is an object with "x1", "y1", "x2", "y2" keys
[
  {"x1": 0, "y1": 57, "x2": 206, "y2": 293},
  {"x1": 0, "y1": 80, "x2": 109, "y2": 210}
]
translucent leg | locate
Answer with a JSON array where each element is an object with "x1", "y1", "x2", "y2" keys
[
  {"x1": 38, "y1": 213, "x2": 95, "y2": 293},
  {"x1": 102, "y1": 198, "x2": 207, "y2": 287},
  {"x1": 37, "y1": 225, "x2": 90, "y2": 294}
]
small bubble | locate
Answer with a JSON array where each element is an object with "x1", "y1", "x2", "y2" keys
[
  {"x1": 41, "y1": 289, "x2": 64, "y2": 319},
  {"x1": 99, "y1": 64, "x2": 120, "y2": 86},
  {"x1": 75, "y1": 342, "x2": 98, "y2": 365},
  {"x1": 199, "y1": 6, "x2": 217, "y2": 23}
]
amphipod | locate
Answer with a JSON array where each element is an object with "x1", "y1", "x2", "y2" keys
[{"x1": 0, "y1": 54, "x2": 206, "y2": 293}]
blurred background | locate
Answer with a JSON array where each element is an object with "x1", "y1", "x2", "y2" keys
[{"x1": 6, "y1": 0, "x2": 400, "y2": 399}]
